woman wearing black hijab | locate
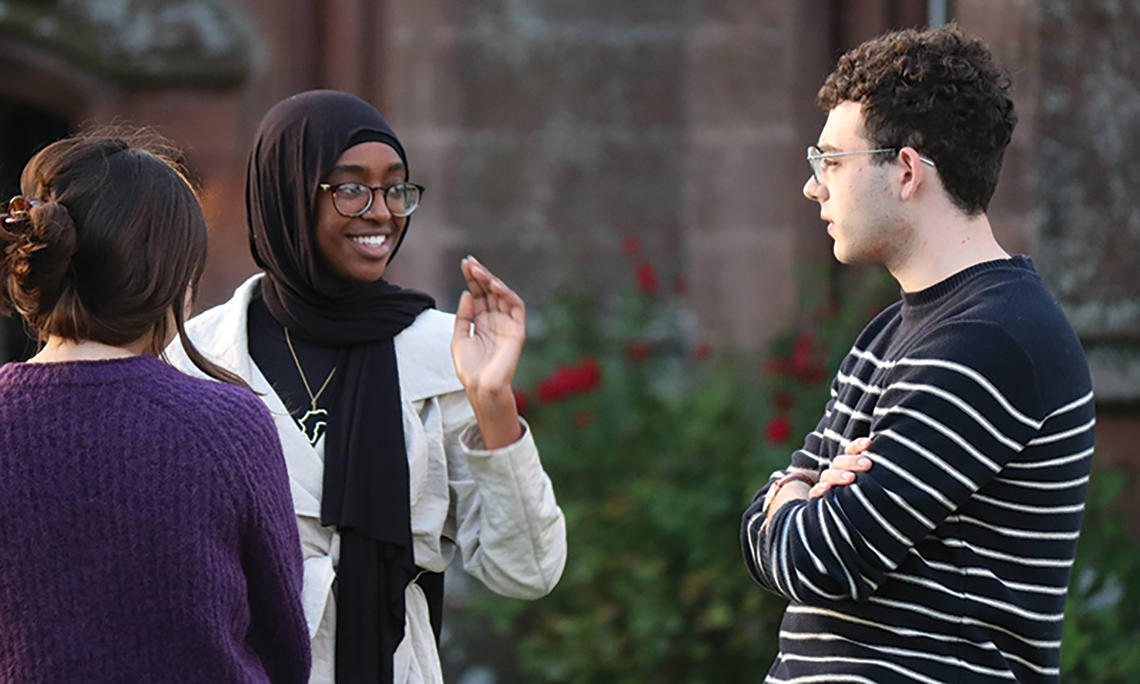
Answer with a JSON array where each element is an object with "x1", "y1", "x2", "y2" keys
[{"x1": 168, "y1": 90, "x2": 567, "y2": 683}]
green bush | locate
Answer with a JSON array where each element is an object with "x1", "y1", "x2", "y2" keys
[
  {"x1": 1061, "y1": 466, "x2": 1140, "y2": 682},
  {"x1": 442, "y1": 250, "x2": 890, "y2": 682}
]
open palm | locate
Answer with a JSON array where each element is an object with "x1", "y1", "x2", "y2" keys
[{"x1": 450, "y1": 256, "x2": 526, "y2": 397}]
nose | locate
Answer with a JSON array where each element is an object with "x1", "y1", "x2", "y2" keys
[
  {"x1": 362, "y1": 190, "x2": 393, "y2": 221},
  {"x1": 803, "y1": 174, "x2": 826, "y2": 202}
]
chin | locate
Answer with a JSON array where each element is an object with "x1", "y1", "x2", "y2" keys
[
  {"x1": 319, "y1": 258, "x2": 388, "y2": 286},
  {"x1": 347, "y1": 269, "x2": 388, "y2": 284},
  {"x1": 833, "y1": 244, "x2": 876, "y2": 267},
  {"x1": 832, "y1": 242, "x2": 853, "y2": 264}
]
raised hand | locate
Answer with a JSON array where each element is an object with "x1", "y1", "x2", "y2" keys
[
  {"x1": 809, "y1": 437, "x2": 873, "y2": 498},
  {"x1": 450, "y1": 255, "x2": 525, "y2": 448}
]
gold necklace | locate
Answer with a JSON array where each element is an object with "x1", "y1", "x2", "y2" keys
[{"x1": 284, "y1": 327, "x2": 336, "y2": 445}]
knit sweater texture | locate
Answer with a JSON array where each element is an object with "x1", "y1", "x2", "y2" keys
[
  {"x1": 0, "y1": 354, "x2": 310, "y2": 683},
  {"x1": 741, "y1": 257, "x2": 1095, "y2": 682}
]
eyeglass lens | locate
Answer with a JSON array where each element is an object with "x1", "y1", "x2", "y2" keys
[
  {"x1": 806, "y1": 146, "x2": 823, "y2": 182},
  {"x1": 332, "y1": 182, "x2": 421, "y2": 217}
]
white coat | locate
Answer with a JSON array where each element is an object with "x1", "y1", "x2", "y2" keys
[{"x1": 166, "y1": 275, "x2": 567, "y2": 683}]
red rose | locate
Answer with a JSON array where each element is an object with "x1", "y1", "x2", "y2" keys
[
  {"x1": 766, "y1": 357, "x2": 789, "y2": 375},
  {"x1": 766, "y1": 416, "x2": 792, "y2": 444},
  {"x1": 536, "y1": 367, "x2": 572, "y2": 403},
  {"x1": 791, "y1": 332, "x2": 816, "y2": 376},
  {"x1": 621, "y1": 236, "x2": 642, "y2": 255},
  {"x1": 576, "y1": 357, "x2": 601, "y2": 391},
  {"x1": 635, "y1": 262, "x2": 659, "y2": 295},
  {"x1": 536, "y1": 357, "x2": 602, "y2": 403},
  {"x1": 692, "y1": 342, "x2": 712, "y2": 360},
  {"x1": 625, "y1": 340, "x2": 653, "y2": 362},
  {"x1": 772, "y1": 391, "x2": 794, "y2": 412},
  {"x1": 802, "y1": 364, "x2": 827, "y2": 385}
]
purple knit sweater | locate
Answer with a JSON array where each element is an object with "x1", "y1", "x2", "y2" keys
[{"x1": 0, "y1": 354, "x2": 310, "y2": 682}]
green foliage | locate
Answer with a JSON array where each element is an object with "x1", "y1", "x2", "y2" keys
[
  {"x1": 445, "y1": 257, "x2": 892, "y2": 682},
  {"x1": 480, "y1": 292, "x2": 788, "y2": 681},
  {"x1": 1061, "y1": 467, "x2": 1140, "y2": 682}
]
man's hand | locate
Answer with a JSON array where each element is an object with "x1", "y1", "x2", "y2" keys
[{"x1": 809, "y1": 437, "x2": 873, "y2": 498}]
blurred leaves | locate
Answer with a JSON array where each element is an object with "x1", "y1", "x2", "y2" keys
[
  {"x1": 1061, "y1": 467, "x2": 1140, "y2": 682},
  {"x1": 446, "y1": 246, "x2": 888, "y2": 682}
]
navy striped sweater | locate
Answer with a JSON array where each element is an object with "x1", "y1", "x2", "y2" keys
[{"x1": 741, "y1": 256, "x2": 1095, "y2": 683}]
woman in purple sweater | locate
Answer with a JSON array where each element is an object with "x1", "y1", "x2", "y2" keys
[{"x1": 0, "y1": 130, "x2": 310, "y2": 682}]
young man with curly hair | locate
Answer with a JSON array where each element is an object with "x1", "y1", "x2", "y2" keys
[{"x1": 741, "y1": 25, "x2": 1094, "y2": 682}]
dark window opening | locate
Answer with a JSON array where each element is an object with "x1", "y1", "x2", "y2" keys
[{"x1": 0, "y1": 99, "x2": 72, "y2": 363}]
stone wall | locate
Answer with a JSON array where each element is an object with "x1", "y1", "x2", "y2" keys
[
  {"x1": 1035, "y1": 0, "x2": 1140, "y2": 407},
  {"x1": 958, "y1": 0, "x2": 1140, "y2": 461},
  {"x1": 2, "y1": 0, "x2": 1136, "y2": 436},
  {"x1": 374, "y1": 0, "x2": 872, "y2": 351}
]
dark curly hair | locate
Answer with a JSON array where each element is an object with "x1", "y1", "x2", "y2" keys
[{"x1": 817, "y1": 24, "x2": 1016, "y2": 215}]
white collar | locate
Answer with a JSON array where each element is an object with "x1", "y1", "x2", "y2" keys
[{"x1": 188, "y1": 273, "x2": 463, "y2": 403}]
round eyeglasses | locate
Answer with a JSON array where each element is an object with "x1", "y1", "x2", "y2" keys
[
  {"x1": 318, "y1": 181, "x2": 425, "y2": 218},
  {"x1": 806, "y1": 146, "x2": 936, "y2": 184}
]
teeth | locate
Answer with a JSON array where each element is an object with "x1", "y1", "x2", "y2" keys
[{"x1": 351, "y1": 234, "x2": 388, "y2": 248}]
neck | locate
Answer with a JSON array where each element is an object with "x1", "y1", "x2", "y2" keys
[
  {"x1": 28, "y1": 336, "x2": 149, "y2": 364},
  {"x1": 888, "y1": 210, "x2": 1010, "y2": 293}
]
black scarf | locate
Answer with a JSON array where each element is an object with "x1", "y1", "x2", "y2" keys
[{"x1": 246, "y1": 90, "x2": 435, "y2": 682}]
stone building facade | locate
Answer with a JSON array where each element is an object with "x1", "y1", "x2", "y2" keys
[{"x1": 1, "y1": 0, "x2": 1136, "y2": 457}]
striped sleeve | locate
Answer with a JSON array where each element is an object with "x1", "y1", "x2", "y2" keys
[{"x1": 743, "y1": 322, "x2": 1046, "y2": 603}]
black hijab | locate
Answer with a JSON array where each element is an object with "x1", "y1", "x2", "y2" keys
[{"x1": 247, "y1": 90, "x2": 435, "y2": 682}]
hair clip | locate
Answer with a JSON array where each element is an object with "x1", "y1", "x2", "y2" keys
[{"x1": 3, "y1": 195, "x2": 42, "y2": 225}]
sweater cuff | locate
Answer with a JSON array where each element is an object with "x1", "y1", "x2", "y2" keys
[{"x1": 459, "y1": 416, "x2": 533, "y2": 456}]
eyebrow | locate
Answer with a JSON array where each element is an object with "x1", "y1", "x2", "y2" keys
[
  {"x1": 325, "y1": 162, "x2": 407, "y2": 177},
  {"x1": 815, "y1": 143, "x2": 841, "y2": 153}
]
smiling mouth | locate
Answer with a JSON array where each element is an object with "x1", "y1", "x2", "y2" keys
[{"x1": 350, "y1": 234, "x2": 389, "y2": 248}]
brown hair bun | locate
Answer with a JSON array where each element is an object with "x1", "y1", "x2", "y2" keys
[{"x1": 2, "y1": 200, "x2": 79, "y2": 320}]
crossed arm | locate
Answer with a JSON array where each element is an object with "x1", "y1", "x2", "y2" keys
[
  {"x1": 741, "y1": 323, "x2": 1045, "y2": 604},
  {"x1": 761, "y1": 438, "x2": 873, "y2": 532}
]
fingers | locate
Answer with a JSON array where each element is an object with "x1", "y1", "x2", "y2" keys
[
  {"x1": 809, "y1": 470, "x2": 855, "y2": 498},
  {"x1": 460, "y1": 256, "x2": 492, "y2": 317},
  {"x1": 832, "y1": 453, "x2": 873, "y2": 471},
  {"x1": 452, "y1": 291, "x2": 474, "y2": 340},
  {"x1": 488, "y1": 273, "x2": 526, "y2": 321},
  {"x1": 845, "y1": 436, "x2": 872, "y2": 455},
  {"x1": 462, "y1": 255, "x2": 527, "y2": 324},
  {"x1": 809, "y1": 448, "x2": 873, "y2": 498},
  {"x1": 461, "y1": 256, "x2": 490, "y2": 298}
]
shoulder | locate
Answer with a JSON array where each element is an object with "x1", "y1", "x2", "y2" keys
[
  {"x1": 184, "y1": 275, "x2": 260, "y2": 344},
  {"x1": 151, "y1": 360, "x2": 273, "y2": 436},
  {"x1": 953, "y1": 260, "x2": 1083, "y2": 356},
  {"x1": 401, "y1": 307, "x2": 456, "y2": 340},
  {"x1": 168, "y1": 275, "x2": 260, "y2": 377},
  {"x1": 145, "y1": 364, "x2": 285, "y2": 513},
  {"x1": 395, "y1": 308, "x2": 465, "y2": 400},
  {"x1": 931, "y1": 269, "x2": 1091, "y2": 404}
]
